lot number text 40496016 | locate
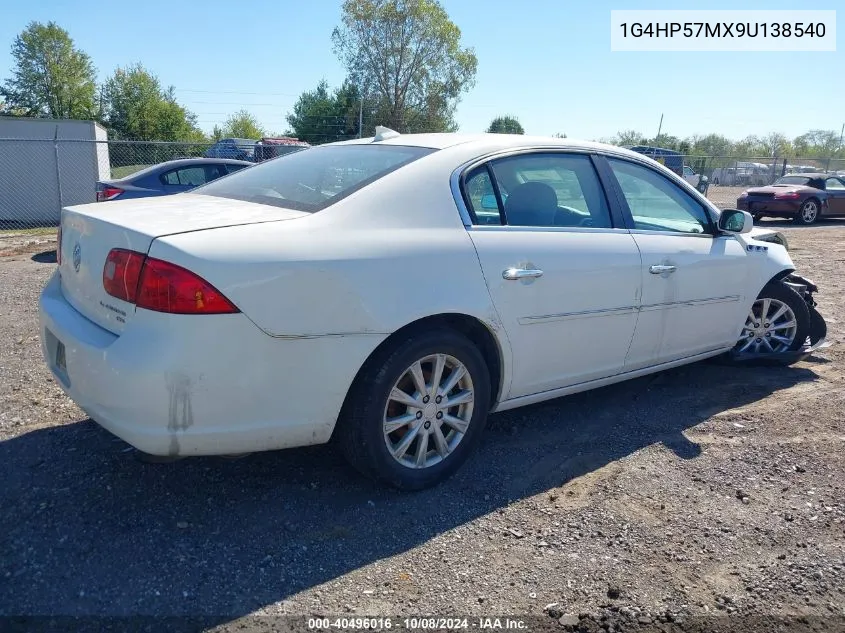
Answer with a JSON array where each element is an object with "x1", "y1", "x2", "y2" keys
[{"x1": 307, "y1": 617, "x2": 529, "y2": 630}]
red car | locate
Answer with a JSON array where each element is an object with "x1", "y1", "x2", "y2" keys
[{"x1": 737, "y1": 173, "x2": 845, "y2": 225}]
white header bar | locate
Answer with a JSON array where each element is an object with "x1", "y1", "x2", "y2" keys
[{"x1": 610, "y1": 10, "x2": 836, "y2": 52}]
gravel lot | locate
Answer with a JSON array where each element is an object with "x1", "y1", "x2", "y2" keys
[{"x1": 1, "y1": 217, "x2": 844, "y2": 633}]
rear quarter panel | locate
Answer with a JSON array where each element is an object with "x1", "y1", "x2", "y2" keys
[{"x1": 148, "y1": 155, "x2": 506, "y2": 342}]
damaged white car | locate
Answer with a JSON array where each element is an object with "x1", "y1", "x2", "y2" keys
[{"x1": 39, "y1": 130, "x2": 828, "y2": 490}]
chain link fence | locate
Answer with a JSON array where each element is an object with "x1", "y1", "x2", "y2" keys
[
  {"x1": 0, "y1": 138, "x2": 311, "y2": 229},
  {"x1": 1, "y1": 137, "x2": 844, "y2": 229}
]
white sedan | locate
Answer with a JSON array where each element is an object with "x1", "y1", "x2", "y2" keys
[{"x1": 39, "y1": 128, "x2": 827, "y2": 490}]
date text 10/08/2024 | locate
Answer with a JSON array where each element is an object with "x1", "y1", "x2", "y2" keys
[{"x1": 307, "y1": 617, "x2": 529, "y2": 630}]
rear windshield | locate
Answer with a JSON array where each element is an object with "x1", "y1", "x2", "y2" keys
[
  {"x1": 194, "y1": 144, "x2": 436, "y2": 212},
  {"x1": 775, "y1": 176, "x2": 811, "y2": 186}
]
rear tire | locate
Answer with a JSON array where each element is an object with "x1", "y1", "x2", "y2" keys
[
  {"x1": 794, "y1": 199, "x2": 820, "y2": 225},
  {"x1": 336, "y1": 328, "x2": 491, "y2": 491}
]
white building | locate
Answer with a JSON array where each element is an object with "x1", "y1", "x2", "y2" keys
[{"x1": 0, "y1": 117, "x2": 110, "y2": 225}]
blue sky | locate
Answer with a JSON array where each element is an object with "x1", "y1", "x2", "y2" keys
[{"x1": 0, "y1": 0, "x2": 841, "y2": 141}]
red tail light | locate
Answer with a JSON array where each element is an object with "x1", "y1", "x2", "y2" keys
[
  {"x1": 103, "y1": 248, "x2": 145, "y2": 303},
  {"x1": 137, "y1": 258, "x2": 239, "y2": 314},
  {"x1": 102, "y1": 248, "x2": 239, "y2": 315},
  {"x1": 56, "y1": 225, "x2": 62, "y2": 265},
  {"x1": 97, "y1": 186, "x2": 124, "y2": 202},
  {"x1": 774, "y1": 191, "x2": 800, "y2": 200}
]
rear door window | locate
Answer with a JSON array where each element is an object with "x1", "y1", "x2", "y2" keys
[{"x1": 465, "y1": 152, "x2": 613, "y2": 228}]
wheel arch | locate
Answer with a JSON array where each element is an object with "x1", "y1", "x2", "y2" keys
[
  {"x1": 749, "y1": 267, "x2": 796, "y2": 304},
  {"x1": 337, "y1": 312, "x2": 507, "y2": 424}
]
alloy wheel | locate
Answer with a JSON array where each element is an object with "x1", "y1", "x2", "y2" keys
[
  {"x1": 382, "y1": 353, "x2": 475, "y2": 469},
  {"x1": 735, "y1": 298, "x2": 798, "y2": 354},
  {"x1": 800, "y1": 201, "x2": 818, "y2": 224}
]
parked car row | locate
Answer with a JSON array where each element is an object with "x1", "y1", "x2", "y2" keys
[
  {"x1": 204, "y1": 136, "x2": 310, "y2": 162},
  {"x1": 44, "y1": 128, "x2": 828, "y2": 490},
  {"x1": 626, "y1": 146, "x2": 709, "y2": 193}
]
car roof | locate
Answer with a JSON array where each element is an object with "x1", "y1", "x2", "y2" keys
[
  {"x1": 782, "y1": 173, "x2": 827, "y2": 179},
  {"x1": 334, "y1": 131, "x2": 646, "y2": 160}
]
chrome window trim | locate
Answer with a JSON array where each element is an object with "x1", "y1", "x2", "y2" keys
[
  {"x1": 449, "y1": 144, "x2": 722, "y2": 229},
  {"x1": 467, "y1": 225, "x2": 633, "y2": 236},
  {"x1": 628, "y1": 228, "x2": 714, "y2": 239}
]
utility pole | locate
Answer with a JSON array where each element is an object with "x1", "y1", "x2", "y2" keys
[
  {"x1": 655, "y1": 113, "x2": 664, "y2": 143},
  {"x1": 358, "y1": 99, "x2": 363, "y2": 139}
]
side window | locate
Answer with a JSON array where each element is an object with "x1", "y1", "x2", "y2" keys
[
  {"x1": 486, "y1": 153, "x2": 612, "y2": 228},
  {"x1": 226, "y1": 163, "x2": 249, "y2": 174},
  {"x1": 205, "y1": 165, "x2": 228, "y2": 181},
  {"x1": 825, "y1": 177, "x2": 845, "y2": 191},
  {"x1": 683, "y1": 165, "x2": 694, "y2": 177},
  {"x1": 161, "y1": 167, "x2": 209, "y2": 186},
  {"x1": 464, "y1": 166, "x2": 502, "y2": 225},
  {"x1": 608, "y1": 158, "x2": 713, "y2": 235},
  {"x1": 161, "y1": 170, "x2": 180, "y2": 185},
  {"x1": 176, "y1": 167, "x2": 208, "y2": 186}
]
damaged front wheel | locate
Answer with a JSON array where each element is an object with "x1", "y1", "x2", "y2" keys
[{"x1": 724, "y1": 280, "x2": 812, "y2": 366}]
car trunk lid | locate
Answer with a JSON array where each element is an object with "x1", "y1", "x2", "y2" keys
[{"x1": 58, "y1": 193, "x2": 307, "y2": 335}]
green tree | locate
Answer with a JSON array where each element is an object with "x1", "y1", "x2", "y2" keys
[
  {"x1": 734, "y1": 135, "x2": 763, "y2": 156},
  {"x1": 286, "y1": 79, "x2": 362, "y2": 144},
  {"x1": 101, "y1": 63, "x2": 203, "y2": 141},
  {"x1": 610, "y1": 130, "x2": 645, "y2": 146},
  {"x1": 650, "y1": 134, "x2": 682, "y2": 150},
  {"x1": 793, "y1": 130, "x2": 841, "y2": 158},
  {"x1": 760, "y1": 132, "x2": 790, "y2": 157},
  {"x1": 220, "y1": 109, "x2": 265, "y2": 139},
  {"x1": 0, "y1": 21, "x2": 97, "y2": 118},
  {"x1": 688, "y1": 133, "x2": 734, "y2": 157},
  {"x1": 486, "y1": 115, "x2": 524, "y2": 134},
  {"x1": 331, "y1": 0, "x2": 477, "y2": 132}
]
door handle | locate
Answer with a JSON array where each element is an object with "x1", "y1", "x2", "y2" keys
[
  {"x1": 502, "y1": 267, "x2": 544, "y2": 280},
  {"x1": 649, "y1": 264, "x2": 677, "y2": 275}
]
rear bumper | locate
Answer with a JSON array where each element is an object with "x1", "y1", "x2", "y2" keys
[
  {"x1": 737, "y1": 199, "x2": 799, "y2": 215},
  {"x1": 38, "y1": 270, "x2": 383, "y2": 456}
]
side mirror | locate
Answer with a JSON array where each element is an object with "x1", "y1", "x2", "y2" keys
[
  {"x1": 718, "y1": 208, "x2": 753, "y2": 234},
  {"x1": 480, "y1": 194, "x2": 498, "y2": 210}
]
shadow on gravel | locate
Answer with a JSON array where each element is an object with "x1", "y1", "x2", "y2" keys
[
  {"x1": 0, "y1": 361, "x2": 818, "y2": 621},
  {"x1": 30, "y1": 249, "x2": 57, "y2": 264}
]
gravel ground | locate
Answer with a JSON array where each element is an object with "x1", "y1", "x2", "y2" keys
[
  {"x1": 1, "y1": 221, "x2": 844, "y2": 633},
  {"x1": 703, "y1": 186, "x2": 744, "y2": 211}
]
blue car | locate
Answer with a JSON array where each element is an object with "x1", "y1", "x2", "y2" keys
[
  {"x1": 204, "y1": 138, "x2": 257, "y2": 161},
  {"x1": 96, "y1": 158, "x2": 252, "y2": 202}
]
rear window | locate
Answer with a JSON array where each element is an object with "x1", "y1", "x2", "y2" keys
[
  {"x1": 194, "y1": 144, "x2": 435, "y2": 212},
  {"x1": 775, "y1": 176, "x2": 811, "y2": 186}
]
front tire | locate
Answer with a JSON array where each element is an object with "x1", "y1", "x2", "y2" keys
[
  {"x1": 336, "y1": 328, "x2": 491, "y2": 491},
  {"x1": 728, "y1": 281, "x2": 810, "y2": 363},
  {"x1": 794, "y1": 199, "x2": 820, "y2": 225}
]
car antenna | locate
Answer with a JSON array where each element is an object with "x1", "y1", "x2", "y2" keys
[{"x1": 373, "y1": 126, "x2": 400, "y2": 142}]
